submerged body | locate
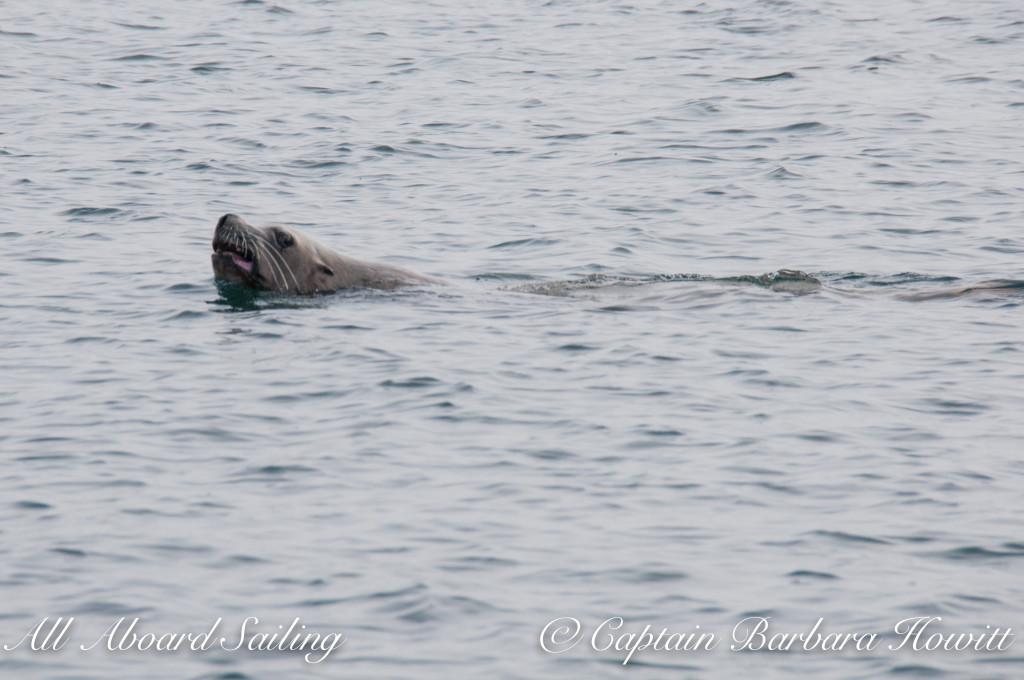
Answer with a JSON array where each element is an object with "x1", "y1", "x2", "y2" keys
[
  {"x1": 900, "y1": 281, "x2": 1024, "y2": 300},
  {"x1": 211, "y1": 214, "x2": 443, "y2": 295}
]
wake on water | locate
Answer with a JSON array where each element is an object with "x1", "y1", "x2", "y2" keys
[{"x1": 212, "y1": 269, "x2": 1024, "y2": 309}]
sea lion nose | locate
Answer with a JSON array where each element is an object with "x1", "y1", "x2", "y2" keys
[{"x1": 216, "y1": 213, "x2": 243, "y2": 229}]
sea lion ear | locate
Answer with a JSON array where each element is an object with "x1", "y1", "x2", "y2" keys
[{"x1": 319, "y1": 264, "x2": 335, "y2": 277}]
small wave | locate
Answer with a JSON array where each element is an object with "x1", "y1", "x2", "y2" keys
[
  {"x1": 887, "y1": 664, "x2": 947, "y2": 676},
  {"x1": 714, "y1": 121, "x2": 825, "y2": 135},
  {"x1": 539, "y1": 132, "x2": 589, "y2": 140},
  {"x1": 614, "y1": 568, "x2": 688, "y2": 583},
  {"x1": 719, "y1": 22, "x2": 782, "y2": 36},
  {"x1": 613, "y1": 205, "x2": 677, "y2": 213},
  {"x1": 787, "y1": 570, "x2": 839, "y2": 580},
  {"x1": 60, "y1": 206, "x2": 126, "y2": 217},
  {"x1": 112, "y1": 54, "x2": 165, "y2": 61},
  {"x1": 192, "y1": 63, "x2": 230, "y2": 74},
  {"x1": 487, "y1": 237, "x2": 562, "y2": 249},
  {"x1": 916, "y1": 397, "x2": 988, "y2": 416},
  {"x1": 767, "y1": 166, "x2": 802, "y2": 179},
  {"x1": 222, "y1": 136, "x2": 267, "y2": 149},
  {"x1": 297, "y1": 85, "x2": 346, "y2": 94},
  {"x1": 25, "y1": 256, "x2": 74, "y2": 264},
  {"x1": 736, "y1": 71, "x2": 796, "y2": 81},
  {"x1": 235, "y1": 465, "x2": 320, "y2": 476},
  {"x1": 14, "y1": 500, "x2": 52, "y2": 510},
  {"x1": 113, "y1": 22, "x2": 164, "y2": 30},
  {"x1": 810, "y1": 530, "x2": 891, "y2": 545},
  {"x1": 379, "y1": 376, "x2": 442, "y2": 388},
  {"x1": 938, "y1": 545, "x2": 1024, "y2": 561},
  {"x1": 289, "y1": 159, "x2": 347, "y2": 168},
  {"x1": 167, "y1": 282, "x2": 204, "y2": 292},
  {"x1": 862, "y1": 55, "x2": 904, "y2": 64},
  {"x1": 439, "y1": 556, "x2": 519, "y2": 572},
  {"x1": 612, "y1": 155, "x2": 672, "y2": 163},
  {"x1": 65, "y1": 336, "x2": 116, "y2": 344},
  {"x1": 776, "y1": 121, "x2": 826, "y2": 132},
  {"x1": 948, "y1": 75, "x2": 991, "y2": 84},
  {"x1": 473, "y1": 272, "x2": 538, "y2": 281}
]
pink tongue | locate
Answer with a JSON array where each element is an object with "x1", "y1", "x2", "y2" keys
[{"x1": 231, "y1": 253, "x2": 253, "y2": 272}]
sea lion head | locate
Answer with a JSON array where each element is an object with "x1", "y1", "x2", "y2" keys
[{"x1": 211, "y1": 213, "x2": 339, "y2": 295}]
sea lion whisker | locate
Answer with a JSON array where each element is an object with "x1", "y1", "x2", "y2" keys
[
  {"x1": 262, "y1": 240, "x2": 300, "y2": 293},
  {"x1": 251, "y1": 232, "x2": 300, "y2": 292},
  {"x1": 251, "y1": 237, "x2": 291, "y2": 291},
  {"x1": 229, "y1": 225, "x2": 267, "y2": 279},
  {"x1": 238, "y1": 230, "x2": 252, "y2": 261},
  {"x1": 253, "y1": 232, "x2": 302, "y2": 292}
]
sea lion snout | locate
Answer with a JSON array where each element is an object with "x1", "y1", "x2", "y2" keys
[
  {"x1": 216, "y1": 213, "x2": 244, "y2": 230},
  {"x1": 211, "y1": 214, "x2": 261, "y2": 286}
]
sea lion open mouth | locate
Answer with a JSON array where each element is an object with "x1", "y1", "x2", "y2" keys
[
  {"x1": 211, "y1": 214, "x2": 264, "y2": 286},
  {"x1": 212, "y1": 239, "x2": 255, "y2": 273}
]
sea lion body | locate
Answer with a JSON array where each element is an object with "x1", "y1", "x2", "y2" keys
[
  {"x1": 901, "y1": 281, "x2": 1024, "y2": 301},
  {"x1": 211, "y1": 214, "x2": 442, "y2": 295}
]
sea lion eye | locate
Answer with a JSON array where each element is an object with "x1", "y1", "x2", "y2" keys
[{"x1": 276, "y1": 232, "x2": 294, "y2": 248}]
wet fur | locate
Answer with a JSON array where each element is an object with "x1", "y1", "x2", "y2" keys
[{"x1": 211, "y1": 214, "x2": 442, "y2": 295}]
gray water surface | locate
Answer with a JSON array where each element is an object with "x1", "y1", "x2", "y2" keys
[{"x1": 3, "y1": 1, "x2": 1024, "y2": 678}]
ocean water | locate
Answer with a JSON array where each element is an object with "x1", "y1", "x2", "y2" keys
[{"x1": 2, "y1": 0, "x2": 1024, "y2": 678}]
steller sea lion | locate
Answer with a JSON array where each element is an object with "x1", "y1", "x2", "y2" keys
[{"x1": 211, "y1": 213, "x2": 443, "y2": 295}]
